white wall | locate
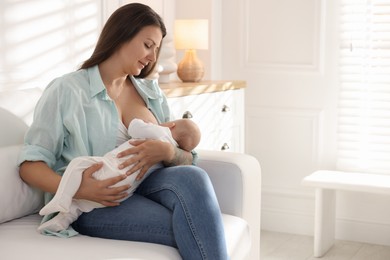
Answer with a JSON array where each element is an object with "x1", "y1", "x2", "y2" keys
[
  {"x1": 175, "y1": 0, "x2": 390, "y2": 248},
  {"x1": 208, "y1": 0, "x2": 390, "y2": 247}
]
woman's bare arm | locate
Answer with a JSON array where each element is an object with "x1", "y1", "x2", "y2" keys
[
  {"x1": 19, "y1": 161, "x2": 130, "y2": 206},
  {"x1": 19, "y1": 161, "x2": 61, "y2": 194},
  {"x1": 116, "y1": 139, "x2": 193, "y2": 180}
]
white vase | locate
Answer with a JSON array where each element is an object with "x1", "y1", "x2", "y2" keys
[{"x1": 157, "y1": 32, "x2": 177, "y2": 83}]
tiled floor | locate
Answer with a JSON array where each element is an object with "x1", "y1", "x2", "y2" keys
[{"x1": 260, "y1": 230, "x2": 390, "y2": 260}]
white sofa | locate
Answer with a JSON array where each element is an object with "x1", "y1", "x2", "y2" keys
[{"x1": 0, "y1": 88, "x2": 261, "y2": 260}]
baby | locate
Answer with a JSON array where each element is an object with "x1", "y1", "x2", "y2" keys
[{"x1": 38, "y1": 118, "x2": 201, "y2": 232}]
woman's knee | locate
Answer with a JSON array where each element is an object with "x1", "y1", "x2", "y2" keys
[
  {"x1": 168, "y1": 166, "x2": 215, "y2": 195},
  {"x1": 138, "y1": 165, "x2": 214, "y2": 196}
]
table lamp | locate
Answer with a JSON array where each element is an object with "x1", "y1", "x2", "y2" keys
[{"x1": 174, "y1": 19, "x2": 209, "y2": 82}]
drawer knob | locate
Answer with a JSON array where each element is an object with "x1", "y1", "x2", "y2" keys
[
  {"x1": 221, "y1": 143, "x2": 230, "y2": 151},
  {"x1": 222, "y1": 105, "x2": 230, "y2": 112},
  {"x1": 182, "y1": 111, "x2": 193, "y2": 119}
]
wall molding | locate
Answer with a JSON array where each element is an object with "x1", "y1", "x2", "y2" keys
[
  {"x1": 250, "y1": 106, "x2": 390, "y2": 246},
  {"x1": 261, "y1": 187, "x2": 315, "y2": 235},
  {"x1": 246, "y1": 106, "x2": 323, "y2": 166},
  {"x1": 262, "y1": 184, "x2": 314, "y2": 200},
  {"x1": 242, "y1": 0, "x2": 325, "y2": 74},
  {"x1": 336, "y1": 217, "x2": 390, "y2": 246},
  {"x1": 261, "y1": 184, "x2": 390, "y2": 246}
]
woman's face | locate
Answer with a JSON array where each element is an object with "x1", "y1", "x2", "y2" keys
[{"x1": 119, "y1": 25, "x2": 163, "y2": 76}]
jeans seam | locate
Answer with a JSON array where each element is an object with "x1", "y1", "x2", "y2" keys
[
  {"x1": 76, "y1": 223, "x2": 172, "y2": 235},
  {"x1": 143, "y1": 186, "x2": 208, "y2": 260}
]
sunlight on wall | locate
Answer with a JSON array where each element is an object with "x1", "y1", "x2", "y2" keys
[{"x1": 0, "y1": 0, "x2": 102, "y2": 92}]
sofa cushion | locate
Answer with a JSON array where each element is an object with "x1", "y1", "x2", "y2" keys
[
  {"x1": 0, "y1": 213, "x2": 249, "y2": 260},
  {"x1": 0, "y1": 145, "x2": 44, "y2": 224},
  {"x1": 0, "y1": 214, "x2": 181, "y2": 260}
]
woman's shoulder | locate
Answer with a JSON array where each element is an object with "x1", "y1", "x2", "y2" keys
[
  {"x1": 45, "y1": 69, "x2": 90, "y2": 94},
  {"x1": 61, "y1": 68, "x2": 89, "y2": 82}
]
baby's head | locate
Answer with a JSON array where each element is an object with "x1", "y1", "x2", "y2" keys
[{"x1": 168, "y1": 119, "x2": 201, "y2": 151}]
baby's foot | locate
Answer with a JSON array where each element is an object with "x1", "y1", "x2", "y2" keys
[
  {"x1": 37, "y1": 213, "x2": 71, "y2": 232},
  {"x1": 39, "y1": 195, "x2": 73, "y2": 216}
]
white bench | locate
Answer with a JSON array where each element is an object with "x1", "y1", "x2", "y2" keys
[{"x1": 302, "y1": 170, "x2": 390, "y2": 257}]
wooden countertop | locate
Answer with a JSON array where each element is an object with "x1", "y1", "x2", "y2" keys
[{"x1": 160, "y1": 80, "x2": 246, "y2": 98}]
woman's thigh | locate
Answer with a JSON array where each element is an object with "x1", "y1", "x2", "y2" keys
[{"x1": 71, "y1": 193, "x2": 176, "y2": 247}]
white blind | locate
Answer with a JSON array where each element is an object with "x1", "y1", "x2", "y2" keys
[
  {"x1": 0, "y1": 0, "x2": 102, "y2": 91},
  {"x1": 337, "y1": 0, "x2": 390, "y2": 174}
]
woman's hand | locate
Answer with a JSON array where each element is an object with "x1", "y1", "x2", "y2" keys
[
  {"x1": 74, "y1": 163, "x2": 130, "y2": 207},
  {"x1": 117, "y1": 139, "x2": 175, "y2": 180}
]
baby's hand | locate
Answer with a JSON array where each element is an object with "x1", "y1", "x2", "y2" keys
[{"x1": 159, "y1": 121, "x2": 175, "y2": 129}]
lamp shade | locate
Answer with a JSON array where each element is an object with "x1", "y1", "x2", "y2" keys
[{"x1": 174, "y1": 19, "x2": 209, "y2": 50}]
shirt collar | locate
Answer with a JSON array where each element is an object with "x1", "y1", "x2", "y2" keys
[
  {"x1": 87, "y1": 66, "x2": 162, "y2": 102},
  {"x1": 87, "y1": 65, "x2": 108, "y2": 99},
  {"x1": 130, "y1": 76, "x2": 161, "y2": 100}
]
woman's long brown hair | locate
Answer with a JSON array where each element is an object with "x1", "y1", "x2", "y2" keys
[{"x1": 80, "y1": 3, "x2": 166, "y2": 78}]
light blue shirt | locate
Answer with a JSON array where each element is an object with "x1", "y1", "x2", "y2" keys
[
  {"x1": 18, "y1": 65, "x2": 171, "y2": 176},
  {"x1": 18, "y1": 65, "x2": 171, "y2": 237}
]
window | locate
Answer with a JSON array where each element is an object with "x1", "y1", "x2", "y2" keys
[
  {"x1": 337, "y1": 0, "x2": 390, "y2": 174},
  {"x1": 0, "y1": 0, "x2": 102, "y2": 91}
]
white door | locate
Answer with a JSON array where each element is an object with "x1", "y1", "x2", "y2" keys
[{"x1": 221, "y1": 0, "x2": 340, "y2": 235}]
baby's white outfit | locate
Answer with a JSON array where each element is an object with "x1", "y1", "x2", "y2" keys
[{"x1": 38, "y1": 119, "x2": 178, "y2": 232}]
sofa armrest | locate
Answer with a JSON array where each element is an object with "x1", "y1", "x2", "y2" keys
[{"x1": 197, "y1": 149, "x2": 261, "y2": 260}]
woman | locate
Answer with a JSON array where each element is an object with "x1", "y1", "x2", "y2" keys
[{"x1": 18, "y1": 3, "x2": 228, "y2": 260}]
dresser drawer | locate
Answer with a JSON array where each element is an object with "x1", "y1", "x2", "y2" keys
[{"x1": 167, "y1": 88, "x2": 244, "y2": 152}]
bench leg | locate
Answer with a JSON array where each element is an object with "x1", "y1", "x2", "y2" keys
[{"x1": 314, "y1": 188, "x2": 336, "y2": 257}]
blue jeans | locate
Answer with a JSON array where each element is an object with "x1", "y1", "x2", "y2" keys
[{"x1": 72, "y1": 165, "x2": 229, "y2": 260}]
